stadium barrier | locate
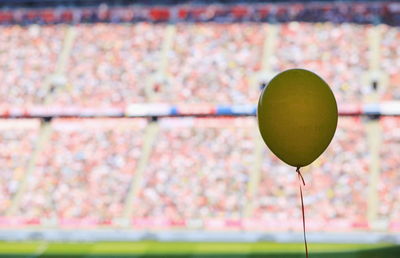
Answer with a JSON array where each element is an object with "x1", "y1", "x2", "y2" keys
[
  {"x1": 0, "y1": 102, "x2": 398, "y2": 118},
  {"x1": 0, "y1": 228, "x2": 398, "y2": 243},
  {"x1": 1, "y1": 216, "x2": 398, "y2": 232}
]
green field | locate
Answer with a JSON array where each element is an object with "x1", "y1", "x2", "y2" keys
[{"x1": 0, "y1": 241, "x2": 399, "y2": 257}]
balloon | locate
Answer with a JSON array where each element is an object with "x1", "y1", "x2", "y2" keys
[{"x1": 257, "y1": 69, "x2": 338, "y2": 168}]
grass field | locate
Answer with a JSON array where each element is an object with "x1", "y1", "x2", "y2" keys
[{"x1": 0, "y1": 241, "x2": 399, "y2": 257}]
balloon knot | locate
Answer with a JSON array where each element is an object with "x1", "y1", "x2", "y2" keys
[{"x1": 296, "y1": 167, "x2": 306, "y2": 186}]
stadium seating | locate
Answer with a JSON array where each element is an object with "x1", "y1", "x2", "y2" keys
[
  {"x1": 379, "y1": 117, "x2": 400, "y2": 229},
  {"x1": 166, "y1": 24, "x2": 265, "y2": 104},
  {"x1": 1, "y1": 22, "x2": 400, "y2": 108},
  {"x1": 0, "y1": 25, "x2": 64, "y2": 106},
  {"x1": 253, "y1": 117, "x2": 369, "y2": 231},
  {"x1": 15, "y1": 119, "x2": 147, "y2": 225},
  {"x1": 0, "y1": 116, "x2": 382, "y2": 232},
  {"x1": 0, "y1": 119, "x2": 40, "y2": 215},
  {"x1": 54, "y1": 23, "x2": 165, "y2": 106},
  {"x1": 3, "y1": 23, "x2": 398, "y2": 106},
  {"x1": 0, "y1": 20, "x2": 398, "y2": 232},
  {"x1": 135, "y1": 118, "x2": 255, "y2": 223},
  {"x1": 274, "y1": 22, "x2": 369, "y2": 104},
  {"x1": 380, "y1": 26, "x2": 400, "y2": 100}
]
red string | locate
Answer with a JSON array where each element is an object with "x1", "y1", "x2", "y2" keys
[{"x1": 296, "y1": 167, "x2": 308, "y2": 258}]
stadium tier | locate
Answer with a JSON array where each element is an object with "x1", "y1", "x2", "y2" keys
[
  {"x1": 273, "y1": 23, "x2": 369, "y2": 104},
  {"x1": 253, "y1": 117, "x2": 369, "y2": 232},
  {"x1": 0, "y1": 3, "x2": 399, "y2": 238},
  {"x1": 380, "y1": 25, "x2": 400, "y2": 100},
  {"x1": 0, "y1": 120, "x2": 40, "y2": 214},
  {"x1": 0, "y1": 25, "x2": 65, "y2": 106},
  {"x1": 16, "y1": 118, "x2": 147, "y2": 224},
  {"x1": 0, "y1": 22, "x2": 399, "y2": 118},
  {"x1": 135, "y1": 118, "x2": 254, "y2": 222},
  {"x1": 379, "y1": 117, "x2": 400, "y2": 225},
  {"x1": 0, "y1": 117, "x2": 397, "y2": 233}
]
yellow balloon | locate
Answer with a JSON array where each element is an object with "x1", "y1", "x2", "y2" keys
[{"x1": 257, "y1": 69, "x2": 338, "y2": 168}]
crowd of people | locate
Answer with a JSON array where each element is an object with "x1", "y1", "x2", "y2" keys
[
  {"x1": 273, "y1": 22, "x2": 370, "y2": 104},
  {"x1": 135, "y1": 118, "x2": 255, "y2": 221},
  {"x1": 165, "y1": 24, "x2": 264, "y2": 104},
  {"x1": 0, "y1": 19, "x2": 398, "y2": 230},
  {"x1": 0, "y1": 120, "x2": 40, "y2": 215},
  {"x1": 0, "y1": 25, "x2": 64, "y2": 106},
  {"x1": 380, "y1": 26, "x2": 400, "y2": 100},
  {"x1": 61, "y1": 23, "x2": 385, "y2": 106},
  {"x1": 52, "y1": 23, "x2": 265, "y2": 105},
  {"x1": 378, "y1": 117, "x2": 400, "y2": 223},
  {"x1": 0, "y1": 22, "x2": 399, "y2": 106},
  {"x1": 16, "y1": 119, "x2": 146, "y2": 222},
  {"x1": 254, "y1": 117, "x2": 369, "y2": 230},
  {"x1": 0, "y1": 116, "x2": 395, "y2": 231},
  {"x1": 58, "y1": 22, "x2": 382, "y2": 105},
  {"x1": 53, "y1": 23, "x2": 164, "y2": 106}
]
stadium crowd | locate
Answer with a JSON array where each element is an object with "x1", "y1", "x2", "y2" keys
[
  {"x1": 0, "y1": 120, "x2": 40, "y2": 215},
  {"x1": 2, "y1": 117, "x2": 376, "y2": 231},
  {"x1": 378, "y1": 117, "x2": 400, "y2": 223},
  {"x1": 135, "y1": 118, "x2": 254, "y2": 221},
  {"x1": 0, "y1": 22, "x2": 399, "y2": 106},
  {"x1": 380, "y1": 26, "x2": 400, "y2": 100},
  {"x1": 0, "y1": 116, "x2": 394, "y2": 231},
  {"x1": 0, "y1": 25, "x2": 64, "y2": 106},
  {"x1": 166, "y1": 24, "x2": 264, "y2": 104},
  {"x1": 273, "y1": 22, "x2": 370, "y2": 104},
  {"x1": 0, "y1": 11, "x2": 399, "y2": 231},
  {"x1": 53, "y1": 23, "x2": 164, "y2": 106},
  {"x1": 254, "y1": 117, "x2": 369, "y2": 230},
  {"x1": 16, "y1": 119, "x2": 146, "y2": 222}
]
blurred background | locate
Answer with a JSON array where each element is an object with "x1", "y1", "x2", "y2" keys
[{"x1": 0, "y1": 0, "x2": 399, "y2": 257}]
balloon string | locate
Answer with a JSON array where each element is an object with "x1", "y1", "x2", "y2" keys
[{"x1": 296, "y1": 167, "x2": 308, "y2": 258}]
